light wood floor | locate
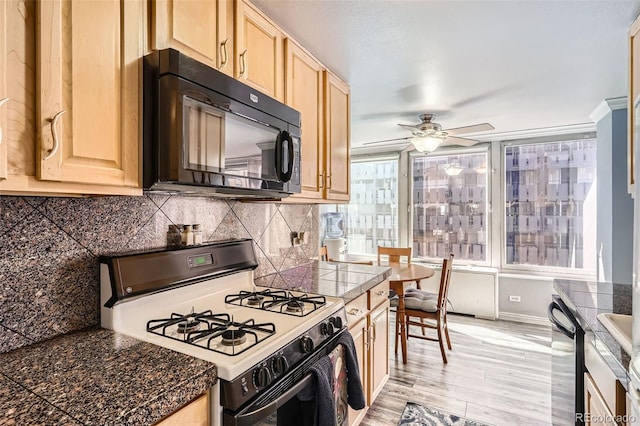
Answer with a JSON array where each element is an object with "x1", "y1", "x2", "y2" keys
[{"x1": 361, "y1": 313, "x2": 562, "y2": 426}]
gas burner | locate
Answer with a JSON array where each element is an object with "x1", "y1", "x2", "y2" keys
[
  {"x1": 177, "y1": 318, "x2": 201, "y2": 334},
  {"x1": 259, "y1": 292, "x2": 328, "y2": 317},
  {"x1": 246, "y1": 294, "x2": 264, "y2": 306},
  {"x1": 224, "y1": 289, "x2": 287, "y2": 308},
  {"x1": 221, "y1": 329, "x2": 247, "y2": 346},
  {"x1": 286, "y1": 300, "x2": 305, "y2": 313},
  {"x1": 146, "y1": 310, "x2": 276, "y2": 356}
]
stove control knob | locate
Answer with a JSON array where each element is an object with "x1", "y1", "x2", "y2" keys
[
  {"x1": 330, "y1": 316, "x2": 343, "y2": 330},
  {"x1": 300, "y1": 335, "x2": 314, "y2": 354},
  {"x1": 254, "y1": 366, "x2": 272, "y2": 388},
  {"x1": 320, "y1": 322, "x2": 334, "y2": 336},
  {"x1": 271, "y1": 356, "x2": 289, "y2": 376}
]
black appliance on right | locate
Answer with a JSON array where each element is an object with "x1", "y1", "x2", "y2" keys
[{"x1": 548, "y1": 294, "x2": 585, "y2": 425}]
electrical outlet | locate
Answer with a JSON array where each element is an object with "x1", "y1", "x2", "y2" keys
[{"x1": 509, "y1": 295, "x2": 521, "y2": 303}]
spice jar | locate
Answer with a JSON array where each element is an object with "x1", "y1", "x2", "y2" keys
[
  {"x1": 182, "y1": 224, "x2": 194, "y2": 246},
  {"x1": 166, "y1": 224, "x2": 182, "y2": 248},
  {"x1": 193, "y1": 224, "x2": 203, "y2": 245}
]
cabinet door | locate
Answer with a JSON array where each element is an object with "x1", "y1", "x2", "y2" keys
[
  {"x1": 235, "y1": 0, "x2": 283, "y2": 101},
  {"x1": 348, "y1": 317, "x2": 369, "y2": 426},
  {"x1": 0, "y1": 0, "x2": 35, "y2": 182},
  {"x1": 629, "y1": 15, "x2": 640, "y2": 192},
  {"x1": 152, "y1": 0, "x2": 233, "y2": 76},
  {"x1": 324, "y1": 71, "x2": 350, "y2": 201},
  {"x1": 584, "y1": 373, "x2": 617, "y2": 426},
  {"x1": 285, "y1": 39, "x2": 324, "y2": 199},
  {"x1": 37, "y1": 0, "x2": 141, "y2": 187},
  {"x1": 368, "y1": 301, "x2": 389, "y2": 404},
  {"x1": 156, "y1": 392, "x2": 209, "y2": 426}
]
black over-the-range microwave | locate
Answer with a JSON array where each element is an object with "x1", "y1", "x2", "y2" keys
[{"x1": 143, "y1": 49, "x2": 301, "y2": 198}]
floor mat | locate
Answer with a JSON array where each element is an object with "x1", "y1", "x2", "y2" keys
[{"x1": 398, "y1": 402, "x2": 493, "y2": 426}]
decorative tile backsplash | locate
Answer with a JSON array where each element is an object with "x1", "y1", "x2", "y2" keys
[{"x1": 0, "y1": 195, "x2": 318, "y2": 353}]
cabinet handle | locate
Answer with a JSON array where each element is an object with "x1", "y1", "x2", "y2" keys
[
  {"x1": 239, "y1": 49, "x2": 247, "y2": 76},
  {"x1": 0, "y1": 98, "x2": 9, "y2": 146},
  {"x1": 318, "y1": 172, "x2": 324, "y2": 189},
  {"x1": 220, "y1": 38, "x2": 229, "y2": 68},
  {"x1": 370, "y1": 324, "x2": 376, "y2": 342},
  {"x1": 363, "y1": 327, "x2": 369, "y2": 348},
  {"x1": 348, "y1": 308, "x2": 361, "y2": 316},
  {"x1": 43, "y1": 110, "x2": 65, "y2": 161},
  {"x1": 376, "y1": 290, "x2": 386, "y2": 296},
  {"x1": 326, "y1": 174, "x2": 332, "y2": 189}
]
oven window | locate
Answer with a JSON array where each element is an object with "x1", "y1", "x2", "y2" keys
[{"x1": 182, "y1": 95, "x2": 281, "y2": 181}]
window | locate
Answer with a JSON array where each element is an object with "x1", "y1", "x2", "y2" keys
[
  {"x1": 411, "y1": 152, "x2": 489, "y2": 262},
  {"x1": 338, "y1": 158, "x2": 398, "y2": 255},
  {"x1": 504, "y1": 138, "x2": 597, "y2": 271}
]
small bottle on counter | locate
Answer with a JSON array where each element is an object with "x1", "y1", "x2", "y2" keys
[
  {"x1": 166, "y1": 224, "x2": 182, "y2": 248},
  {"x1": 182, "y1": 224, "x2": 194, "y2": 246},
  {"x1": 193, "y1": 224, "x2": 203, "y2": 245}
]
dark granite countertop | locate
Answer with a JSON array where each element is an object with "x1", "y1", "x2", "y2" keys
[
  {"x1": 0, "y1": 328, "x2": 217, "y2": 426},
  {"x1": 254, "y1": 261, "x2": 392, "y2": 303},
  {"x1": 554, "y1": 279, "x2": 632, "y2": 388}
]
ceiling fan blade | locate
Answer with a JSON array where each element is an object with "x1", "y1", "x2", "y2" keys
[
  {"x1": 362, "y1": 137, "x2": 411, "y2": 146},
  {"x1": 444, "y1": 123, "x2": 495, "y2": 136},
  {"x1": 442, "y1": 136, "x2": 480, "y2": 147}
]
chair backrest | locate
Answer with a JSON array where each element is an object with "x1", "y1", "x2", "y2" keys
[
  {"x1": 437, "y1": 254, "x2": 455, "y2": 312},
  {"x1": 319, "y1": 246, "x2": 328, "y2": 261},
  {"x1": 377, "y1": 246, "x2": 412, "y2": 265}
]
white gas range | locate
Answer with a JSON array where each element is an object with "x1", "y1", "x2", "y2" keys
[{"x1": 99, "y1": 239, "x2": 347, "y2": 426}]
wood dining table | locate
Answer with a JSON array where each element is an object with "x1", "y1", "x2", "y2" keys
[{"x1": 386, "y1": 263, "x2": 435, "y2": 364}]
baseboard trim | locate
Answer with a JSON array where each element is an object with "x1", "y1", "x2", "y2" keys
[{"x1": 498, "y1": 312, "x2": 550, "y2": 326}]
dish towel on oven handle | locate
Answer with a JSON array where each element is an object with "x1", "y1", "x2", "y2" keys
[
  {"x1": 337, "y1": 331, "x2": 366, "y2": 410},
  {"x1": 297, "y1": 332, "x2": 366, "y2": 426}
]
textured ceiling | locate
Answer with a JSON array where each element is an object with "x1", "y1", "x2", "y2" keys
[{"x1": 252, "y1": 0, "x2": 640, "y2": 148}]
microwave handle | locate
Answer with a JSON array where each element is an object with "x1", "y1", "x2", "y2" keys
[{"x1": 275, "y1": 131, "x2": 294, "y2": 183}]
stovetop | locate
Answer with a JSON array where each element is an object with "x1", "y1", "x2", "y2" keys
[
  {"x1": 224, "y1": 288, "x2": 327, "y2": 317},
  {"x1": 101, "y1": 270, "x2": 344, "y2": 380}
]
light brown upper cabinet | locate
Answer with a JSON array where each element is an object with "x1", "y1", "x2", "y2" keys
[
  {"x1": 235, "y1": 0, "x2": 284, "y2": 101},
  {"x1": 324, "y1": 71, "x2": 351, "y2": 202},
  {"x1": 629, "y1": 14, "x2": 640, "y2": 193},
  {"x1": 152, "y1": 0, "x2": 233, "y2": 76},
  {"x1": 284, "y1": 39, "x2": 325, "y2": 200},
  {"x1": 0, "y1": 0, "x2": 143, "y2": 196},
  {"x1": 37, "y1": 0, "x2": 141, "y2": 189}
]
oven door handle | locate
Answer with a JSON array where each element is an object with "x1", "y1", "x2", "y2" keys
[{"x1": 231, "y1": 373, "x2": 314, "y2": 426}]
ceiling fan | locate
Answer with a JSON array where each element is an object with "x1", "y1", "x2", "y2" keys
[{"x1": 362, "y1": 114, "x2": 495, "y2": 153}]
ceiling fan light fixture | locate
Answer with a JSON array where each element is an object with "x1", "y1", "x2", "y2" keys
[
  {"x1": 443, "y1": 163, "x2": 464, "y2": 176},
  {"x1": 411, "y1": 131, "x2": 448, "y2": 153}
]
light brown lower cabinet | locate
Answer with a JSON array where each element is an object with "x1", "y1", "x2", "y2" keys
[
  {"x1": 155, "y1": 391, "x2": 209, "y2": 426},
  {"x1": 346, "y1": 280, "x2": 390, "y2": 426},
  {"x1": 584, "y1": 373, "x2": 617, "y2": 426}
]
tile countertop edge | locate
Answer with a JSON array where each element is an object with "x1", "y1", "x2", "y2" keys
[
  {"x1": 554, "y1": 279, "x2": 631, "y2": 390},
  {"x1": 0, "y1": 328, "x2": 217, "y2": 426}
]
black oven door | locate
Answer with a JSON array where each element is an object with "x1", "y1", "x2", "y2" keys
[{"x1": 223, "y1": 329, "x2": 346, "y2": 426}]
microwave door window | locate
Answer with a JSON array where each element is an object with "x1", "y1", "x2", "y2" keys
[
  {"x1": 225, "y1": 113, "x2": 280, "y2": 184},
  {"x1": 183, "y1": 96, "x2": 224, "y2": 173}
]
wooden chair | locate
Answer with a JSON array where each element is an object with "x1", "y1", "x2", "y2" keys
[
  {"x1": 319, "y1": 245, "x2": 329, "y2": 261},
  {"x1": 399, "y1": 253, "x2": 454, "y2": 363},
  {"x1": 320, "y1": 245, "x2": 373, "y2": 265},
  {"x1": 377, "y1": 246, "x2": 412, "y2": 266}
]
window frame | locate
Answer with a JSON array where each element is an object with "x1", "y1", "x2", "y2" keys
[
  {"x1": 339, "y1": 153, "x2": 401, "y2": 256},
  {"x1": 408, "y1": 145, "x2": 492, "y2": 267},
  {"x1": 498, "y1": 139, "x2": 597, "y2": 278}
]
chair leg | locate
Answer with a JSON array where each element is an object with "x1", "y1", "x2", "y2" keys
[
  {"x1": 444, "y1": 314, "x2": 452, "y2": 350},
  {"x1": 437, "y1": 320, "x2": 448, "y2": 364},
  {"x1": 419, "y1": 317, "x2": 426, "y2": 336},
  {"x1": 394, "y1": 313, "x2": 400, "y2": 355}
]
